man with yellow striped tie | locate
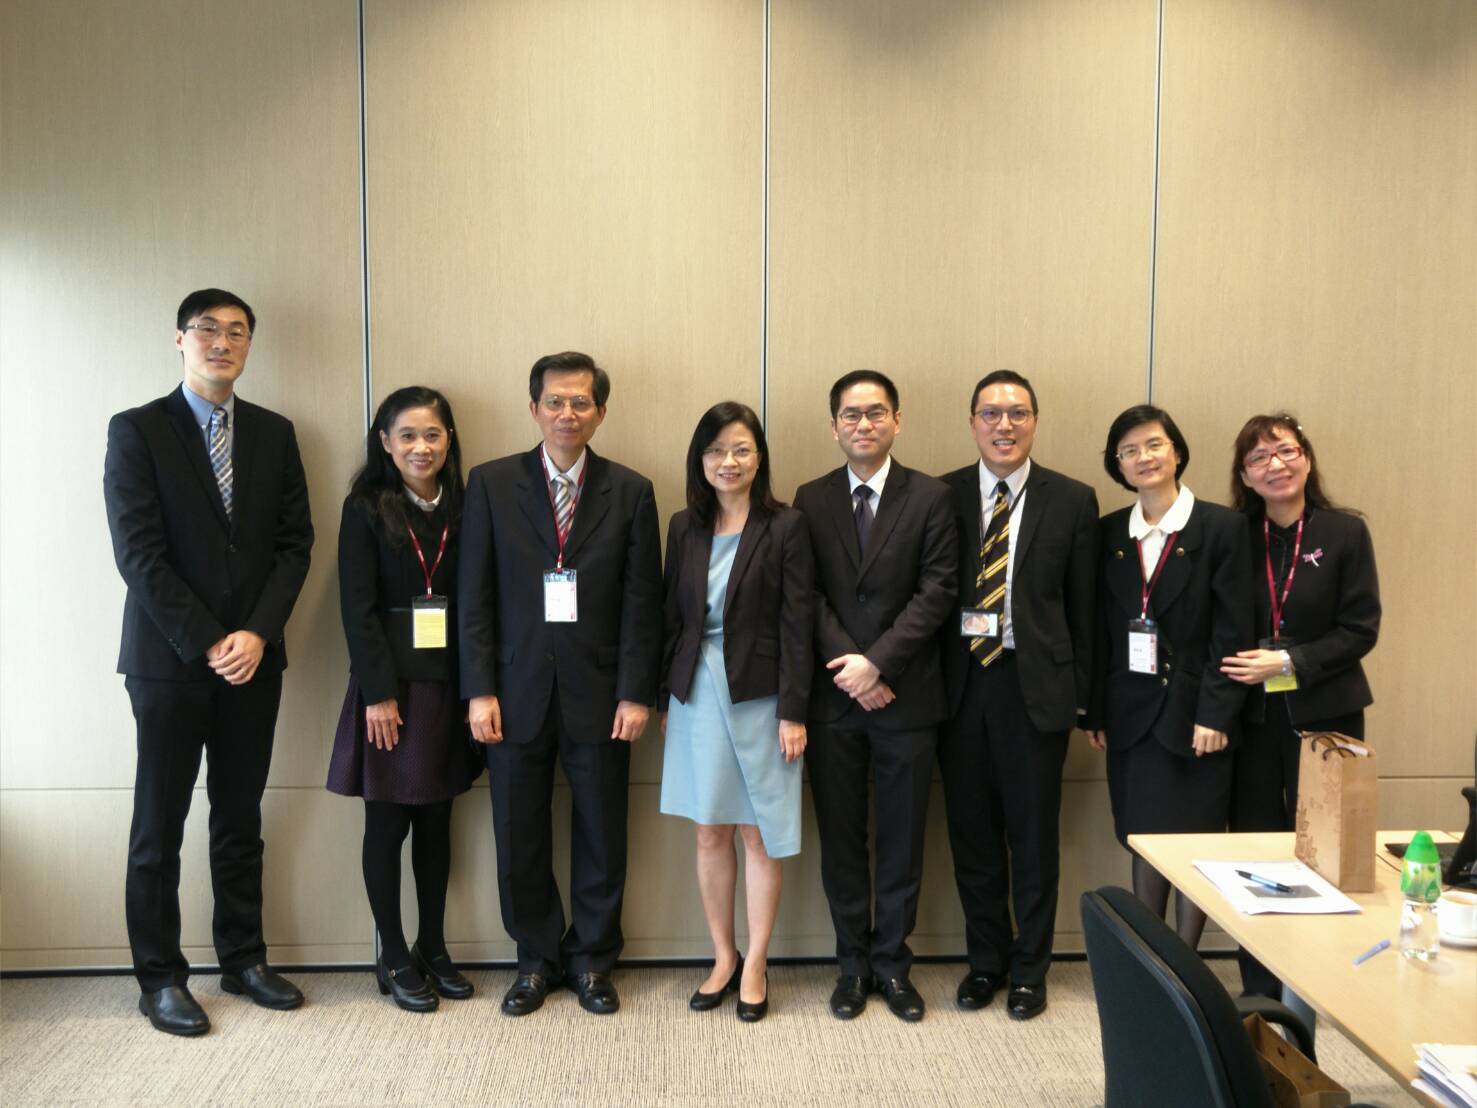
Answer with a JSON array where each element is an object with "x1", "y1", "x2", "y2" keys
[{"x1": 937, "y1": 370, "x2": 1099, "y2": 1022}]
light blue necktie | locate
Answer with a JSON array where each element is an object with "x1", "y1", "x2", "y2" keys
[{"x1": 208, "y1": 406, "x2": 233, "y2": 520}]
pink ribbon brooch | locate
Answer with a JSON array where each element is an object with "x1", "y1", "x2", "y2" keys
[{"x1": 1302, "y1": 548, "x2": 1324, "y2": 567}]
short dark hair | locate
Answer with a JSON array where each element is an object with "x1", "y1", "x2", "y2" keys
[
  {"x1": 970, "y1": 369, "x2": 1038, "y2": 416},
  {"x1": 685, "y1": 401, "x2": 785, "y2": 528},
  {"x1": 528, "y1": 351, "x2": 610, "y2": 408},
  {"x1": 176, "y1": 288, "x2": 255, "y2": 334},
  {"x1": 1230, "y1": 412, "x2": 1349, "y2": 515},
  {"x1": 1103, "y1": 404, "x2": 1190, "y2": 491},
  {"x1": 348, "y1": 386, "x2": 465, "y2": 540},
  {"x1": 828, "y1": 369, "x2": 899, "y2": 418}
]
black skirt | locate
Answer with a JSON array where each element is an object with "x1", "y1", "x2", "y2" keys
[{"x1": 1106, "y1": 736, "x2": 1232, "y2": 850}]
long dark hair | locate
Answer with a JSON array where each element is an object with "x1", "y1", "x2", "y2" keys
[
  {"x1": 349, "y1": 386, "x2": 465, "y2": 540},
  {"x1": 1230, "y1": 412, "x2": 1352, "y2": 516},
  {"x1": 685, "y1": 401, "x2": 785, "y2": 528}
]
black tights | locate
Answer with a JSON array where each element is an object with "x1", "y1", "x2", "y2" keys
[
  {"x1": 363, "y1": 799, "x2": 453, "y2": 971},
  {"x1": 1132, "y1": 854, "x2": 1208, "y2": 949}
]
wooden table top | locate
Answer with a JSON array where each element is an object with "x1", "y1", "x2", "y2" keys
[{"x1": 1128, "y1": 830, "x2": 1475, "y2": 1098}]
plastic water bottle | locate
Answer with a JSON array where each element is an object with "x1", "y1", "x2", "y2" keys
[{"x1": 1398, "y1": 830, "x2": 1441, "y2": 960}]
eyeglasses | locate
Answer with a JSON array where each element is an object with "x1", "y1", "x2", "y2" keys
[
  {"x1": 184, "y1": 321, "x2": 251, "y2": 345},
  {"x1": 1115, "y1": 438, "x2": 1172, "y2": 463},
  {"x1": 837, "y1": 406, "x2": 892, "y2": 427},
  {"x1": 1244, "y1": 444, "x2": 1304, "y2": 471},
  {"x1": 973, "y1": 406, "x2": 1035, "y2": 427},
  {"x1": 702, "y1": 446, "x2": 756, "y2": 462},
  {"x1": 540, "y1": 395, "x2": 597, "y2": 414}
]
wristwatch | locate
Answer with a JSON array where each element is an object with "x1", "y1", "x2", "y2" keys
[{"x1": 1279, "y1": 650, "x2": 1294, "y2": 677}]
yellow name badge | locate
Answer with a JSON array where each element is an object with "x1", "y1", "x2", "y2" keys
[
  {"x1": 412, "y1": 595, "x2": 449, "y2": 649},
  {"x1": 1264, "y1": 671, "x2": 1298, "y2": 693}
]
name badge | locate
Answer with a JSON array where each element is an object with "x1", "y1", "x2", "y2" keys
[
  {"x1": 1127, "y1": 617, "x2": 1158, "y2": 675},
  {"x1": 544, "y1": 569, "x2": 578, "y2": 622},
  {"x1": 960, "y1": 608, "x2": 999, "y2": 638},
  {"x1": 1259, "y1": 635, "x2": 1299, "y2": 692},
  {"x1": 412, "y1": 594, "x2": 449, "y2": 649}
]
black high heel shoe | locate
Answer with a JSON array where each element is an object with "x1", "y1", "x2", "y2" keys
[
  {"x1": 689, "y1": 955, "x2": 744, "y2": 1011},
  {"x1": 376, "y1": 950, "x2": 438, "y2": 1013},
  {"x1": 736, "y1": 971, "x2": 768, "y2": 1023},
  {"x1": 412, "y1": 943, "x2": 474, "y2": 1000}
]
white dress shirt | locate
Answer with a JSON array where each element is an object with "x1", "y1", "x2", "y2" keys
[
  {"x1": 540, "y1": 444, "x2": 588, "y2": 501},
  {"x1": 403, "y1": 484, "x2": 443, "y2": 513},
  {"x1": 977, "y1": 458, "x2": 1031, "y2": 650},
  {"x1": 846, "y1": 454, "x2": 892, "y2": 502}
]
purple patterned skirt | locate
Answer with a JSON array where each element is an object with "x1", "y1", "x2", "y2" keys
[{"x1": 326, "y1": 676, "x2": 482, "y2": 805}]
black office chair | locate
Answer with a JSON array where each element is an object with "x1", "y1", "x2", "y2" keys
[{"x1": 1081, "y1": 885, "x2": 1325, "y2": 1108}]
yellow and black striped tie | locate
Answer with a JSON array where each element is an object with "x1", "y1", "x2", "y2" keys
[{"x1": 970, "y1": 480, "x2": 1011, "y2": 667}]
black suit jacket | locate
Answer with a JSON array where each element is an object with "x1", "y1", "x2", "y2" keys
[
  {"x1": 1089, "y1": 499, "x2": 1255, "y2": 754},
  {"x1": 794, "y1": 461, "x2": 957, "y2": 730},
  {"x1": 940, "y1": 462, "x2": 1099, "y2": 734},
  {"x1": 338, "y1": 494, "x2": 459, "y2": 705},
  {"x1": 660, "y1": 504, "x2": 814, "y2": 722},
  {"x1": 1245, "y1": 507, "x2": 1380, "y2": 725},
  {"x1": 457, "y1": 445, "x2": 662, "y2": 744},
  {"x1": 104, "y1": 385, "x2": 314, "y2": 679}
]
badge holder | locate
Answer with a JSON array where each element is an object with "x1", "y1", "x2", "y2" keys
[
  {"x1": 1128, "y1": 618, "x2": 1158, "y2": 675},
  {"x1": 1260, "y1": 636, "x2": 1299, "y2": 693},
  {"x1": 544, "y1": 569, "x2": 578, "y2": 622},
  {"x1": 412, "y1": 594, "x2": 449, "y2": 649},
  {"x1": 960, "y1": 608, "x2": 999, "y2": 639}
]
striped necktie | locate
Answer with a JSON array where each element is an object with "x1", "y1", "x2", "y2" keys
[
  {"x1": 970, "y1": 479, "x2": 1011, "y2": 667},
  {"x1": 208, "y1": 406, "x2": 233, "y2": 521},
  {"x1": 552, "y1": 473, "x2": 574, "y2": 540}
]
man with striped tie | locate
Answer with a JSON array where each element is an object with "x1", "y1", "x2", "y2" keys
[
  {"x1": 459, "y1": 351, "x2": 662, "y2": 1018},
  {"x1": 104, "y1": 289, "x2": 314, "y2": 1035},
  {"x1": 938, "y1": 370, "x2": 1098, "y2": 1022}
]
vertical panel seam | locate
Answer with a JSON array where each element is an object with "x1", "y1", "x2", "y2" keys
[
  {"x1": 1146, "y1": 0, "x2": 1165, "y2": 402},
  {"x1": 761, "y1": 0, "x2": 772, "y2": 424},
  {"x1": 358, "y1": 0, "x2": 373, "y2": 428}
]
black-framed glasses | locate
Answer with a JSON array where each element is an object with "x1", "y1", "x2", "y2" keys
[
  {"x1": 1244, "y1": 444, "x2": 1303, "y2": 471},
  {"x1": 973, "y1": 406, "x2": 1035, "y2": 426},
  {"x1": 184, "y1": 321, "x2": 251, "y2": 344},
  {"x1": 837, "y1": 406, "x2": 892, "y2": 427}
]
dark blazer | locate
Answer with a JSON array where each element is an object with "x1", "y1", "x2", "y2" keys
[
  {"x1": 338, "y1": 494, "x2": 459, "y2": 705},
  {"x1": 1245, "y1": 507, "x2": 1380, "y2": 725},
  {"x1": 660, "y1": 504, "x2": 814, "y2": 722},
  {"x1": 793, "y1": 461, "x2": 957, "y2": 730},
  {"x1": 940, "y1": 462, "x2": 1100, "y2": 734},
  {"x1": 104, "y1": 386, "x2": 313, "y2": 679},
  {"x1": 1090, "y1": 498, "x2": 1255, "y2": 754},
  {"x1": 457, "y1": 445, "x2": 662, "y2": 744}
]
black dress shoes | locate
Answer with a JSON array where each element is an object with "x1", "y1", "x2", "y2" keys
[
  {"x1": 689, "y1": 955, "x2": 743, "y2": 1011},
  {"x1": 1007, "y1": 983, "x2": 1048, "y2": 1021},
  {"x1": 956, "y1": 970, "x2": 1004, "y2": 1011},
  {"x1": 220, "y1": 964, "x2": 304, "y2": 1010},
  {"x1": 139, "y1": 985, "x2": 210, "y2": 1036},
  {"x1": 377, "y1": 953, "x2": 438, "y2": 1012},
  {"x1": 736, "y1": 973, "x2": 768, "y2": 1023},
  {"x1": 572, "y1": 971, "x2": 620, "y2": 1015},
  {"x1": 501, "y1": 972, "x2": 557, "y2": 1016},
  {"x1": 412, "y1": 943, "x2": 474, "y2": 1000},
  {"x1": 829, "y1": 974, "x2": 870, "y2": 1020},
  {"x1": 878, "y1": 977, "x2": 926, "y2": 1022}
]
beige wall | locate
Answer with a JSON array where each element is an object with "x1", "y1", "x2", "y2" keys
[{"x1": 2, "y1": 0, "x2": 1472, "y2": 971}]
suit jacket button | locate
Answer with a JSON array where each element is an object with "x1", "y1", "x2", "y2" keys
[
  {"x1": 857, "y1": 593, "x2": 866, "y2": 604},
  {"x1": 1160, "y1": 677, "x2": 1168, "y2": 686},
  {"x1": 1114, "y1": 550, "x2": 1125, "y2": 559},
  {"x1": 227, "y1": 544, "x2": 238, "y2": 553}
]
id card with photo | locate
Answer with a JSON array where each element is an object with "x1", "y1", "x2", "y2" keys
[
  {"x1": 960, "y1": 608, "x2": 999, "y2": 638},
  {"x1": 544, "y1": 569, "x2": 578, "y2": 622},
  {"x1": 412, "y1": 594, "x2": 449, "y2": 649},
  {"x1": 1127, "y1": 618, "x2": 1158, "y2": 675},
  {"x1": 1259, "y1": 636, "x2": 1299, "y2": 692}
]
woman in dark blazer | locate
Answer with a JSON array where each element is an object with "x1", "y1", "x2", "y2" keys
[
  {"x1": 326, "y1": 386, "x2": 480, "y2": 1011},
  {"x1": 659, "y1": 401, "x2": 813, "y2": 1022},
  {"x1": 1085, "y1": 405, "x2": 1253, "y2": 947},
  {"x1": 1220, "y1": 412, "x2": 1380, "y2": 995}
]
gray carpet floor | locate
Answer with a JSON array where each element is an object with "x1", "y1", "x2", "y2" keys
[{"x1": 0, "y1": 962, "x2": 1417, "y2": 1107}]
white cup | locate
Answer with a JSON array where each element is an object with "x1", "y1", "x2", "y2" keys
[{"x1": 1438, "y1": 890, "x2": 1477, "y2": 940}]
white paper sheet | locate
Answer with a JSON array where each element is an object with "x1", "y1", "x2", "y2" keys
[{"x1": 1192, "y1": 859, "x2": 1362, "y2": 915}]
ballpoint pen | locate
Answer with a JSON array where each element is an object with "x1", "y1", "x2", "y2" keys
[{"x1": 1235, "y1": 869, "x2": 1293, "y2": 893}]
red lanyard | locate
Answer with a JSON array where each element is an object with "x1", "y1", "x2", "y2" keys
[
  {"x1": 406, "y1": 523, "x2": 450, "y2": 597},
  {"x1": 1135, "y1": 532, "x2": 1178, "y2": 619},
  {"x1": 1263, "y1": 516, "x2": 1304, "y2": 642},
  {"x1": 541, "y1": 449, "x2": 588, "y2": 569}
]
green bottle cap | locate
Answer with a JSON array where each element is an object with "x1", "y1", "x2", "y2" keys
[{"x1": 1405, "y1": 830, "x2": 1440, "y2": 864}]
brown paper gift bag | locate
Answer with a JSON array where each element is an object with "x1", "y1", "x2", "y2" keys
[
  {"x1": 1294, "y1": 732, "x2": 1377, "y2": 892},
  {"x1": 1243, "y1": 1014, "x2": 1351, "y2": 1108}
]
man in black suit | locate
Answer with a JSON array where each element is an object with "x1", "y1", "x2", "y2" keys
[
  {"x1": 103, "y1": 289, "x2": 314, "y2": 1036},
  {"x1": 794, "y1": 370, "x2": 957, "y2": 1022},
  {"x1": 459, "y1": 351, "x2": 661, "y2": 1017},
  {"x1": 938, "y1": 369, "x2": 1098, "y2": 1021}
]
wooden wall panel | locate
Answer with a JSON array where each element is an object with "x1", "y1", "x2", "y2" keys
[{"x1": 1151, "y1": 0, "x2": 1477, "y2": 779}]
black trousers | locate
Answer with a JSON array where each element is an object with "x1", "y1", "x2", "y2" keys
[
  {"x1": 805, "y1": 713, "x2": 935, "y2": 981},
  {"x1": 938, "y1": 652, "x2": 1069, "y2": 986},
  {"x1": 1231, "y1": 699, "x2": 1364, "y2": 996},
  {"x1": 124, "y1": 672, "x2": 282, "y2": 992},
  {"x1": 485, "y1": 693, "x2": 630, "y2": 978}
]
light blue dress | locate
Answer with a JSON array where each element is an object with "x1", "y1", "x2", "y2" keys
[{"x1": 660, "y1": 532, "x2": 802, "y2": 857}]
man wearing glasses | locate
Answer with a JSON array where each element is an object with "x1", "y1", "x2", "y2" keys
[
  {"x1": 794, "y1": 370, "x2": 957, "y2": 1022},
  {"x1": 104, "y1": 289, "x2": 314, "y2": 1035},
  {"x1": 459, "y1": 351, "x2": 661, "y2": 1018},
  {"x1": 937, "y1": 369, "x2": 1098, "y2": 1021}
]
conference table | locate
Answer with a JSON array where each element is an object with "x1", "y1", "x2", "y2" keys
[{"x1": 1129, "y1": 830, "x2": 1475, "y2": 1102}]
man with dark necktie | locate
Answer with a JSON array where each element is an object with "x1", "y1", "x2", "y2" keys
[
  {"x1": 104, "y1": 289, "x2": 314, "y2": 1035},
  {"x1": 793, "y1": 370, "x2": 957, "y2": 1022}
]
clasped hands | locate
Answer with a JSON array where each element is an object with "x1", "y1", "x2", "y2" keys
[
  {"x1": 827, "y1": 653, "x2": 894, "y2": 712},
  {"x1": 468, "y1": 695, "x2": 649, "y2": 745},
  {"x1": 206, "y1": 630, "x2": 265, "y2": 686}
]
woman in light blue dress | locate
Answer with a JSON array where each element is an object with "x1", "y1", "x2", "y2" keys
[{"x1": 660, "y1": 402, "x2": 813, "y2": 1022}]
